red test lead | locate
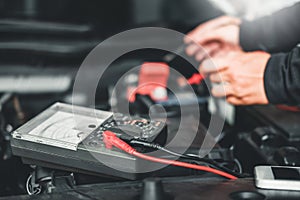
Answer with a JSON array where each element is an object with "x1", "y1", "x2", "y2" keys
[{"x1": 103, "y1": 131, "x2": 237, "y2": 180}]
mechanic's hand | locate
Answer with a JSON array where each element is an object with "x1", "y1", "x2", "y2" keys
[
  {"x1": 200, "y1": 51, "x2": 271, "y2": 105},
  {"x1": 184, "y1": 16, "x2": 242, "y2": 61}
]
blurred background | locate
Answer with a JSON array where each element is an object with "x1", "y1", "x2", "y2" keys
[{"x1": 0, "y1": 0, "x2": 300, "y2": 197}]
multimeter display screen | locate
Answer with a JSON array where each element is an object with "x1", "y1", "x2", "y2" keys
[{"x1": 272, "y1": 167, "x2": 300, "y2": 180}]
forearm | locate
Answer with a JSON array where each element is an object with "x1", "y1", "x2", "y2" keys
[
  {"x1": 264, "y1": 46, "x2": 300, "y2": 105},
  {"x1": 240, "y1": 3, "x2": 300, "y2": 53}
]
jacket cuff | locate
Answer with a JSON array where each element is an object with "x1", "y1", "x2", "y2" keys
[{"x1": 264, "y1": 54, "x2": 289, "y2": 104}]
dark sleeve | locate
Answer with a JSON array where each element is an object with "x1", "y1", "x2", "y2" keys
[
  {"x1": 264, "y1": 46, "x2": 300, "y2": 105},
  {"x1": 240, "y1": 3, "x2": 300, "y2": 53}
]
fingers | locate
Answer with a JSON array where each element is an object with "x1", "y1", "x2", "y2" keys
[
  {"x1": 184, "y1": 15, "x2": 241, "y2": 61},
  {"x1": 185, "y1": 29, "x2": 224, "y2": 55},
  {"x1": 195, "y1": 51, "x2": 207, "y2": 62},
  {"x1": 212, "y1": 86, "x2": 248, "y2": 105},
  {"x1": 186, "y1": 43, "x2": 200, "y2": 56},
  {"x1": 200, "y1": 57, "x2": 230, "y2": 75},
  {"x1": 202, "y1": 50, "x2": 270, "y2": 106},
  {"x1": 194, "y1": 29, "x2": 224, "y2": 45},
  {"x1": 211, "y1": 84, "x2": 234, "y2": 97},
  {"x1": 209, "y1": 71, "x2": 231, "y2": 83},
  {"x1": 185, "y1": 16, "x2": 241, "y2": 43},
  {"x1": 226, "y1": 96, "x2": 244, "y2": 105},
  {"x1": 193, "y1": 42, "x2": 221, "y2": 62}
]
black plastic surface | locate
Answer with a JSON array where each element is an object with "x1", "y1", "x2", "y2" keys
[{"x1": 2, "y1": 177, "x2": 300, "y2": 200}]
